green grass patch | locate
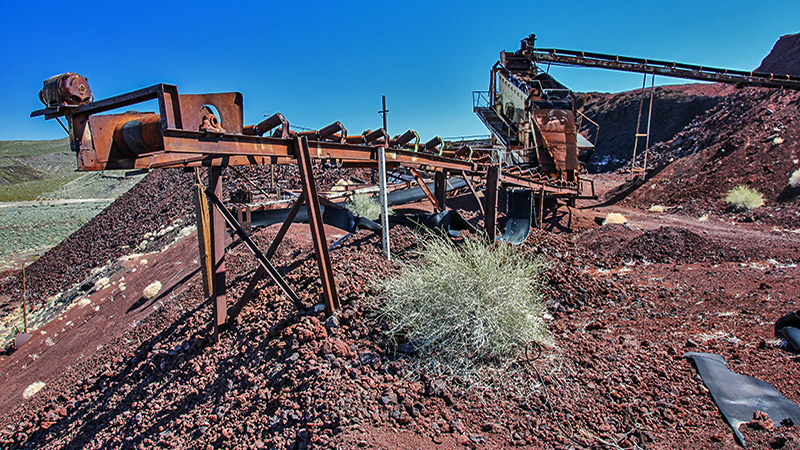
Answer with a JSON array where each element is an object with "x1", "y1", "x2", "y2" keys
[
  {"x1": 0, "y1": 165, "x2": 48, "y2": 185},
  {"x1": 724, "y1": 185, "x2": 764, "y2": 211},
  {"x1": 0, "y1": 138, "x2": 70, "y2": 157},
  {"x1": 0, "y1": 174, "x2": 83, "y2": 202},
  {"x1": 373, "y1": 233, "x2": 552, "y2": 378}
]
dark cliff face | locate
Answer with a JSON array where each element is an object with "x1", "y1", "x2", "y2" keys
[
  {"x1": 577, "y1": 84, "x2": 732, "y2": 173},
  {"x1": 756, "y1": 32, "x2": 800, "y2": 75}
]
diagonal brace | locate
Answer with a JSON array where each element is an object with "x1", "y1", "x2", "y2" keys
[
  {"x1": 228, "y1": 192, "x2": 307, "y2": 324},
  {"x1": 204, "y1": 188, "x2": 303, "y2": 311}
]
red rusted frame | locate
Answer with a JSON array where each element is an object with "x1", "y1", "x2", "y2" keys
[
  {"x1": 228, "y1": 192, "x2": 307, "y2": 325},
  {"x1": 485, "y1": 165, "x2": 500, "y2": 241},
  {"x1": 209, "y1": 167, "x2": 227, "y2": 340},
  {"x1": 295, "y1": 135, "x2": 340, "y2": 315}
]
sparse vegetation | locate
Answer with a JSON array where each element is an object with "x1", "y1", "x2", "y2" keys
[
  {"x1": 143, "y1": 281, "x2": 162, "y2": 299},
  {"x1": 373, "y1": 233, "x2": 551, "y2": 378},
  {"x1": 724, "y1": 185, "x2": 764, "y2": 211},
  {"x1": 790, "y1": 168, "x2": 800, "y2": 188},
  {"x1": 603, "y1": 212, "x2": 627, "y2": 224},
  {"x1": 345, "y1": 194, "x2": 393, "y2": 220},
  {"x1": 648, "y1": 205, "x2": 665, "y2": 213},
  {"x1": 22, "y1": 381, "x2": 45, "y2": 399}
]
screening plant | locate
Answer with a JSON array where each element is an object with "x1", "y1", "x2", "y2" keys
[
  {"x1": 724, "y1": 185, "x2": 764, "y2": 211},
  {"x1": 374, "y1": 232, "x2": 552, "y2": 378}
]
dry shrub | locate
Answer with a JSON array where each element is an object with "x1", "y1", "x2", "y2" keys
[
  {"x1": 373, "y1": 233, "x2": 551, "y2": 379},
  {"x1": 23, "y1": 381, "x2": 45, "y2": 399},
  {"x1": 725, "y1": 185, "x2": 764, "y2": 211},
  {"x1": 790, "y1": 168, "x2": 800, "y2": 188},
  {"x1": 143, "y1": 281, "x2": 162, "y2": 299},
  {"x1": 648, "y1": 205, "x2": 665, "y2": 213},
  {"x1": 345, "y1": 194, "x2": 393, "y2": 220},
  {"x1": 603, "y1": 212, "x2": 627, "y2": 225}
]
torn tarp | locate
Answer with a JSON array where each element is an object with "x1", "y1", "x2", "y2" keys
[{"x1": 684, "y1": 352, "x2": 800, "y2": 446}]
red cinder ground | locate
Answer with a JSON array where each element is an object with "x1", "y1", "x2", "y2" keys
[{"x1": 1, "y1": 175, "x2": 799, "y2": 449}]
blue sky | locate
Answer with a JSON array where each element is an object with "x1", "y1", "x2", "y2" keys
[{"x1": 1, "y1": 1, "x2": 798, "y2": 141}]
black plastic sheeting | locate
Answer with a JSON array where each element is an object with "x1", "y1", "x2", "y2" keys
[
  {"x1": 684, "y1": 352, "x2": 800, "y2": 446},
  {"x1": 386, "y1": 178, "x2": 467, "y2": 207},
  {"x1": 775, "y1": 311, "x2": 800, "y2": 353},
  {"x1": 247, "y1": 177, "x2": 469, "y2": 234},
  {"x1": 390, "y1": 210, "x2": 477, "y2": 237},
  {"x1": 499, "y1": 188, "x2": 533, "y2": 244},
  {"x1": 250, "y1": 204, "x2": 380, "y2": 233}
]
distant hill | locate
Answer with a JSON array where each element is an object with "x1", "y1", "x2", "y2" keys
[
  {"x1": 756, "y1": 32, "x2": 800, "y2": 75},
  {"x1": 0, "y1": 138, "x2": 145, "y2": 268}
]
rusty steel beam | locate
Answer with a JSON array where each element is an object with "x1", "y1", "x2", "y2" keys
[
  {"x1": 408, "y1": 168, "x2": 441, "y2": 212},
  {"x1": 529, "y1": 48, "x2": 800, "y2": 90},
  {"x1": 294, "y1": 135, "x2": 340, "y2": 315}
]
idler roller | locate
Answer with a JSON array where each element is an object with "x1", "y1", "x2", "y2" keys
[
  {"x1": 112, "y1": 114, "x2": 164, "y2": 156},
  {"x1": 39, "y1": 73, "x2": 93, "y2": 107},
  {"x1": 317, "y1": 121, "x2": 347, "y2": 141},
  {"x1": 394, "y1": 129, "x2": 419, "y2": 147},
  {"x1": 243, "y1": 113, "x2": 288, "y2": 138},
  {"x1": 363, "y1": 128, "x2": 387, "y2": 144},
  {"x1": 424, "y1": 136, "x2": 443, "y2": 151}
]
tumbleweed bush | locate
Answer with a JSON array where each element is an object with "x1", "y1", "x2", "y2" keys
[
  {"x1": 790, "y1": 168, "x2": 800, "y2": 188},
  {"x1": 724, "y1": 185, "x2": 764, "y2": 211},
  {"x1": 345, "y1": 194, "x2": 392, "y2": 220},
  {"x1": 374, "y1": 232, "x2": 552, "y2": 377}
]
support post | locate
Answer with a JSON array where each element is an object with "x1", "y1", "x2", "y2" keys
[
  {"x1": 208, "y1": 166, "x2": 227, "y2": 340},
  {"x1": 485, "y1": 165, "x2": 500, "y2": 241},
  {"x1": 434, "y1": 170, "x2": 447, "y2": 210},
  {"x1": 294, "y1": 136, "x2": 340, "y2": 315},
  {"x1": 378, "y1": 145, "x2": 391, "y2": 260}
]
